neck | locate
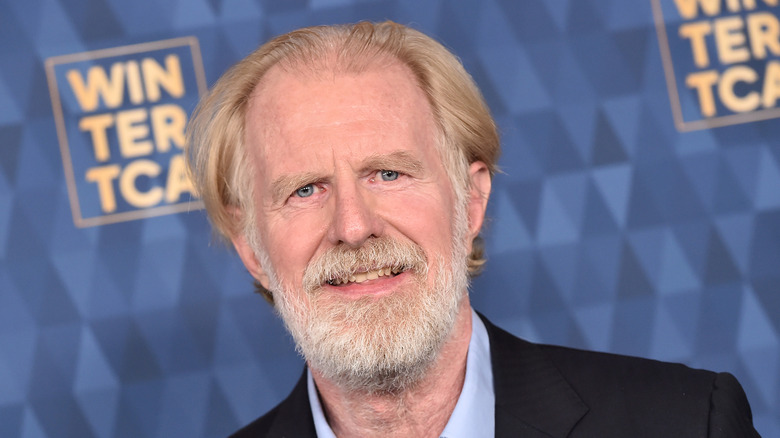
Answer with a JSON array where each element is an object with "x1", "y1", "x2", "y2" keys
[{"x1": 310, "y1": 299, "x2": 473, "y2": 438}]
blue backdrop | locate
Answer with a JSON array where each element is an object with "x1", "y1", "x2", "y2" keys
[{"x1": 1, "y1": 0, "x2": 779, "y2": 437}]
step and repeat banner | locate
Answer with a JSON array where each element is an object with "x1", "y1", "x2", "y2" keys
[{"x1": 1, "y1": 0, "x2": 778, "y2": 436}]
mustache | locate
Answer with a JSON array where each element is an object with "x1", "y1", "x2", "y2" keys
[{"x1": 302, "y1": 237, "x2": 428, "y2": 293}]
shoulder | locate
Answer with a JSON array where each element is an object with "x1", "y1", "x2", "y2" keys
[
  {"x1": 481, "y1": 315, "x2": 760, "y2": 437},
  {"x1": 540, "y1": 342, "x2": 717, "y2": 393},
  {"x1": 228, "y1": 369, "x2": 316, "y2": 438},
  {"x1": 541, "y1": 344, "x2": 759, "y2": 437},
  {"x1": 229, "y1": 405, "x2": 281, "y2": 438},
  {"x1": 485, "y1": 314, "x2": 720, "y2": 399},
  {"x1": 539, "y1": 342, "x2": 718, "y2": 408}
]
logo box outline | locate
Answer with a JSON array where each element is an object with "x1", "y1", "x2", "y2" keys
[
  {"x1": 45, "y1": 37, "x2": 207, "y2": 228},
  {"x1": 650, "y1": 0, "x2": 780, "y2": 132}
]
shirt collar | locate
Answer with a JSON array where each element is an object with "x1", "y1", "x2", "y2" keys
[
  {"x1": 308, "y1": 367, "x2": 336, "y2": 438},
  {"x1": 307, "y1": 308, "x2": 495, "y2": 437}
]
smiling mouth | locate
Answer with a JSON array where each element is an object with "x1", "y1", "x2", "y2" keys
[{"x1": 326, "y1": 266, "x2": 405, "y2": 286}]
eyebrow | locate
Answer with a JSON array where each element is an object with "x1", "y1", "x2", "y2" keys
[
  {"x1": 361, "y1": 150, "x2": 424, "y2": 176},
  {"x1": 268, "y1": 150, "x2": 426, "y2": 205},
  {"x1": 270, "y1": 171, "x2": 323, "y2": 206}
]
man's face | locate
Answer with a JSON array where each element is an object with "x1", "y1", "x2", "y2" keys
[{"x1": 234, "y1": 60, "x2": 487, "y2": 391}]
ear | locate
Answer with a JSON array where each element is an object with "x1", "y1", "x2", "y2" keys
[
  {"x1": 465, "y1": 161, "x2": 491, "y2": 251},
  {"x1": 230, "y1": 216, "x2": 271, "y2": 291}
]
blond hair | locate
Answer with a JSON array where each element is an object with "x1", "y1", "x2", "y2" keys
[{"x1": 186, "y1": 21, "x2": 500, "y2": 298}]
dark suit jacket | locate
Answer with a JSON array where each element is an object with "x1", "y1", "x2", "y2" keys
[{"x1": 230, "y1": 315, "x2": 760, "y2": 437}]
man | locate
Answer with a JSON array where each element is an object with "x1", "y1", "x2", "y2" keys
[{"x1": 186, "y1": 21, "x2": 760, "y2": 437}]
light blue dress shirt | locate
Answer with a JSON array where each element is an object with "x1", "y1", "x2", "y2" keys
[{"x1": 307, "y1": 309, "x2": 495, "y2": 437}]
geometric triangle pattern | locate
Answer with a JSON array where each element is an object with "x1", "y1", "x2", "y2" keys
[{"x1": 1, "y1": 0, "x2": 778, "y2": 436}]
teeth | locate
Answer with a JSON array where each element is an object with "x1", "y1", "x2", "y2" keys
[{"x1": 328, "y1": 266, "x2": 403, "y2": 286}]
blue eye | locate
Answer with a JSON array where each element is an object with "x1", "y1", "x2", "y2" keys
[
  {"x1": 295, "y1": 184, "x2": 314, "y2": 197},
  {"x1": 379, "y1": 170, "x2": 399, "y2": 181}
]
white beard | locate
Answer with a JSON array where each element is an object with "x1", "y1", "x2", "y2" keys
[{"x1": 252, "y1": 201, "x2": 471, "y2": 394}]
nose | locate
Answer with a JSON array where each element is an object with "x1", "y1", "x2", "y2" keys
[{"x1": 327, "y1": 181, "x2": 383, "y2": 248}]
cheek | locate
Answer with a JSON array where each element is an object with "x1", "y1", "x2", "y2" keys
[
  {"x1": 262, "y1": 214, "x2": 328, "y2": 283},
  {"x1": 386, "y1": 192, "x2": 456, "y2": 251}
]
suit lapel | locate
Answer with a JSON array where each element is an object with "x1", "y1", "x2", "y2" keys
[{"x1": 480, "y1": 315, "x2": 589, "y2": 438}]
